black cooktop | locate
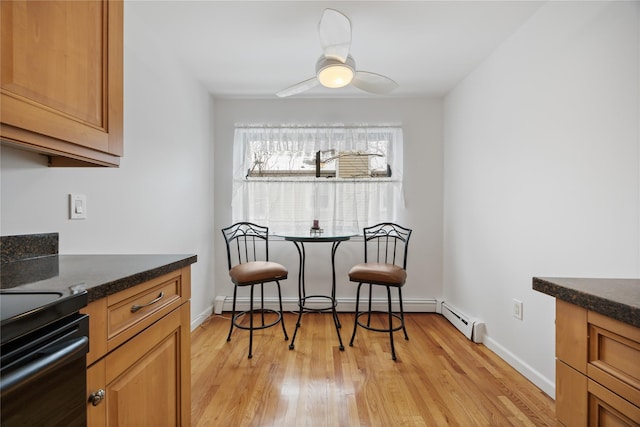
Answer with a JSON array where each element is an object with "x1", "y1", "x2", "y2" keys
[{"x1": 0, "y1": 289, "x2": 88, "y2": 345}]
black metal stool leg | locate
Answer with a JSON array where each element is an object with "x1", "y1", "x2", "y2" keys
[
  {"x1": 276, "y1": 281, "x2": 288, "y2": 340},
  {"x1": 332, "y1": 303, "x2": 345, "y2": 351},
  {"x1": 260, "y1": 283, "x2": 265, "y2": 326},
  {"x1": 398, "y1": 288, "x2": 409, "y2": 340},
  {"x1": 350, "y1": 282, "x2": 363, "y2": 347},
  {"x1": 386, "y1": 286, "x2": 397, "y2": 361},
  {"x1": 248, "y1": 285, "x2": 254, "y2": 359},
  {"x1": 366, "y1": 284, "x2": 373, "y2": 327},
  {"x1": 227, "y1": 285, "x2": 238, "y2": 342}
]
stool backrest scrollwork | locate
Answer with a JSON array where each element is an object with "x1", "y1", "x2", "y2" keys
[
  {"x1": 221, "y1": 222, "x2": 270, "y2": 270},
  {"x1": 363, "y1": 222, "x2": 412, "y2": 269}
]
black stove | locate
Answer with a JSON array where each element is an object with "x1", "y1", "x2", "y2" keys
[
  {"x1": 1, "y1": 233, "x2": 90, "y2": 426},
  {"x1": 0, "y1": 285, "x2": 89, "y2": 427},
  {"x1": 0, "y1": 288, "x2": 88, "y2": 345}
]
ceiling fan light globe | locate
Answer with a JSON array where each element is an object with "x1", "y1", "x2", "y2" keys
[
  {"x1": 318, "y1": 65, "x2": 353, "y2": 88},
  {"x1": 316, "y1": 55, "x2": 355, "y2": 89}
]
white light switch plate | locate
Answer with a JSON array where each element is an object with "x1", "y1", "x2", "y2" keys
[{"x1": 69, "y1": 194, "x2": 87, "y2": 219}]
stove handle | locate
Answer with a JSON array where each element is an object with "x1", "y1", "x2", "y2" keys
[
  {"x1": 0, "y1": 336, "x2": 88, "y2": 394},
  {"x1": 130, "y1": 292, "x2": 165, "y2": 313}
]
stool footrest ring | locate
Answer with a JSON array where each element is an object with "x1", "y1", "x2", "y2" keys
[
  {"x1": 355, "y1": 311, "x2": 404, "y2": 333},
  {"x1": 232, "y1": 308, "x2": 282, "y2": 331},
  {"x1": 297, "y1": 295, "x2": 338, "y2": 313}
]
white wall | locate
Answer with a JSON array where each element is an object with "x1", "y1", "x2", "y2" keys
[
  {"x1": 0, "y1": 4, "x2": 216, "y2": 329},
  {"x1": 443, "y1": 1, "x2": 640, "y2": 397},
  {"x1": 212, "y1": 98, "x2": 443, "y2": 309}
]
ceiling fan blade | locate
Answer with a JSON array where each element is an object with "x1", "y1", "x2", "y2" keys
[
  {"x1": 276, "y1": 77, "x2": 320, "y2": 98},
  {"x1": 318, "y1": 9, "x2": 351, "y2": 62},
  {"x1": 351, "y1": 71, "x2": 398, "y2": 95}
]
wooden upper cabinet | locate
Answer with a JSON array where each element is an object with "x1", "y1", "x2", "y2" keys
[{"x1": 0, "y1": 0, "x2": 123, "y2": 167}]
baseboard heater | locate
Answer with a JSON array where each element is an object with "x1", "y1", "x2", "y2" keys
[{"x1": 440, "y1": 301, "x2": 483, "y2": 343}]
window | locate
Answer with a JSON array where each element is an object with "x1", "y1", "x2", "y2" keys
[{"x1": 232, "y1": 125, "x2": 404, "y2": 234}]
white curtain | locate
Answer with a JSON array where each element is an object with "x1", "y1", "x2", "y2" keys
[{"x1": 232, "y1": 125, "x2": 404, "y2": 235}]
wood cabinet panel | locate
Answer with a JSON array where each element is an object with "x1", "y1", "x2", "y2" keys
[
  {"x1": 2, "y1": 1, "x2": 103, "y2": 125},
  {"x1": 556, "y1": 298, "x2": 588, "y2": 373},
  {"x1": 105, "y1": 303, "x2": 190, "y2": 427},
  {"x1": 82, "y1": 298, "x2": 108, "y2": 366},
  {"x1": 556, "y1": 300, "x2": 640, "y2": 426},
  {"x1": 87, "y1": 359, "x2": 106, "y2": 427},
  {"x1": 0, "y1": 0, "x2": 123, "y2": 167},
  {"x1": 556, "y1": 360, "x2": 588, "y2": 426}
]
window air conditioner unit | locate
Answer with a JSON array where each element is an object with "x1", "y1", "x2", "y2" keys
[{"x1": 337, "y1": 153, "x2": 369, "y2": 178}]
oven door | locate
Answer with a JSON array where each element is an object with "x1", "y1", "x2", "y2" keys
[{"x1": 1, "y1": 313, "x2": 89, "y2": 427}]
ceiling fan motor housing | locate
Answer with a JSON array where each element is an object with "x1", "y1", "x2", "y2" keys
[{"x1": 316, "y1": 55, "x2": 356, "y2": 88}]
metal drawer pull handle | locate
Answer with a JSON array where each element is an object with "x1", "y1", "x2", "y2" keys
[
  {"x1": 130, "y1": 292, "x2": 165, "y2": 313},
  {"x1": 89, "y1": 389, "x2": 105, "y2": 406}
]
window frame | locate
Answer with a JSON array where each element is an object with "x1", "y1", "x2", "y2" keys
[{"x1": 232, "y1": 125, "x2": 404, "y2": 234}]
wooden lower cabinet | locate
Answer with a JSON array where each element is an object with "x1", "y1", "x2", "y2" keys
[
  {"x1": 84, "y1": 268, "x2": 191, "y2": 426},
  {"x1": 555, "y1": 299, "x2": 640, "y2": 426}
]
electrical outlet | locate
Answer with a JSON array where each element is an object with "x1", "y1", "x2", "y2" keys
[{"x1": 512, "y1": 298, "x2": 523, "y2": 320}]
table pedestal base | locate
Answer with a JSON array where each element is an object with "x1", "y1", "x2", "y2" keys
[{"x1": 285, "y1": 238, "x2": 348, "y2": 351}]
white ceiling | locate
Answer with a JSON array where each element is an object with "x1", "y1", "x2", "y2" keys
[{"x1": 128, "y1": 1, "x2": 545, "y2": 98}]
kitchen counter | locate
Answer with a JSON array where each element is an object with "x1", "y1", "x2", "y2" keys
[
  {"x1": 533, "y1": 277, "x2": 639, "y2": 328},
  {"x1": 1, "y1": 254, "x2": 197, "y2": 303}
]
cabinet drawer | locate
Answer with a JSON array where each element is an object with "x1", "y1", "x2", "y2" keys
[
  {"x1": 106, "y1": 270, "x2": 185, "y2": 352},
  {"x1": 587, "y1": 310, "x2": 640, "y2": 406},
  {"x1": 82, "y1": 267, "x2": 191, "y2": 365},
  {"x1": 588, "y1": 379, "x2": 640, "y2": 426}
]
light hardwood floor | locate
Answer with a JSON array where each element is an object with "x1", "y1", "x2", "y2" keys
[{"x1": 191, "y1": 312, "x2": 555, "y2": 426}]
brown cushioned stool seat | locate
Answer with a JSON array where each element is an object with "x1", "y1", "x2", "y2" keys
[
  {"x1": 349, "y1": 263, "x2": 406, "y2": 287},
  {"x1": 230, "y1": 261, "x2": 288, "y2": 286}
]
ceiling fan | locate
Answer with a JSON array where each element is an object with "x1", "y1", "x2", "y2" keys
[{"x1": 276, "y1": 9, "x2": 398, "y2": 98}]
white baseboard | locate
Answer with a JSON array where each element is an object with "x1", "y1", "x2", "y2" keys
[
  {"x1": 482, "y1": 335, "x2": 555, "y2": 399},
  {"x1": 215, "y1": 296, "x2": 438, "y2": 313},
  {"x1": 191, "y1": 305, "x2": 214, "y2": 331}
]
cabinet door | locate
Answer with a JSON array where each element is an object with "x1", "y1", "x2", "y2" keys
[
  {"x1": 588, "y1": 380, "x2": 640, "y2": 426},
  {"x1": 556, "y1": 360, "x2": 587, "y2": 426},
  {"x1": 104, "y1": 303, "x2": 191, "y2": 427},
  {"x1": 87, "y1": 359, "x2": 107, "y2": 427},
  {"x1": 587, "y1": 310, "x2": 640, "y2": 406},
  {"x1": 0, "y1": 0, "x2": 123, "y2": 166}
]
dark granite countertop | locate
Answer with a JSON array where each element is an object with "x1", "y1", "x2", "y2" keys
[
  {"x1": 533, "y1": 277, "x2": 639, "y2": 328},
  {"x1": 1, "y1": 254, "x2": 197, "y2": 303}
]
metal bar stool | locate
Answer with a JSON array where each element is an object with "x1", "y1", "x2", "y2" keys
[
  {"x1": 348, "y1": 223, "x2": 412, "y2": 361},
  {"x1": 221, "y1": 222, "x2": 288, "y2": 359}
]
